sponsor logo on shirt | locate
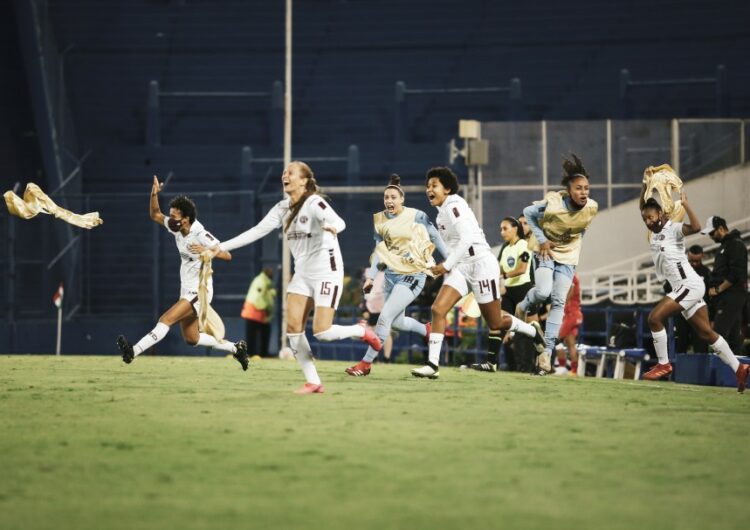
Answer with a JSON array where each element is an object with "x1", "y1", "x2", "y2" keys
[
  {"x1": 287, "y1": 231, "x2": 312, "y2": 240},
  {"x1": 300, "y1": 216, "x2": 308, "y2": 224}
]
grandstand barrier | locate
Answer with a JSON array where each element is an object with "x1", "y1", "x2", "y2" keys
[
  {"x1": 620, "y1": 65, "x2": 728, "y2": 119},
  {"x1": 395, "y1": 79, "x2": 522, "y2": 145},
  {"x1": 146, "y1": 79, "x2": 283, "y2": 148}
]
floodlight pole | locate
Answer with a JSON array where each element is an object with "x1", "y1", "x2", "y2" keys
[{"x1": 281, "y1": 0, "x2": 292, "y2": 351}]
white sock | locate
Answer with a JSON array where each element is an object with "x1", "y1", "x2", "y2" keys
[
  {"x1": 710, "y1": 336, "x2": 740, "y2": 372},
  {"x1": 651, "y1": 328, "x2": 669, "y2": 364},
  {"x1": 428, "y1": 333, "x2": 444, "y2": 367},
  {"x1": 289, "y1": 333, "x2": 321, "y2": 385},
  {"x1": 314, "y1": 324, "x2": 365, "y2": 342},
  {"x1": 509, "y1": 316, "x2": 535, "y2": 337},
  {"x1": 133, "y1": 322, "x2": 169, "y2": 356},
  {"x1": 196, "y1": 333, "x2": 236, "y2": 353}
]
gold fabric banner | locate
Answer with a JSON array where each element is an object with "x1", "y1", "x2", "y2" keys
[
  {"x1": 4, "y1": 182, "x2": 103, "y2": 229},
  {"x1": 642, "y1": 164, "x2": 685, "y2": 222},
  {"x1": 198, "y1": 253, "x2": 226, "y2": 342}
]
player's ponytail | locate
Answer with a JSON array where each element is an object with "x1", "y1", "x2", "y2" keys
[
  {"x1": 561, "y1": 153, "x2": 589, "y2": 188},
  {"x1": 285, "y1": 161, "x2": 324, "y2": 232}
]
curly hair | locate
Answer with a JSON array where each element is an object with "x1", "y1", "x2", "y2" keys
[
  {"x1": 169, "y1": 195, "x2": 197, "y2": 223},
  {"x1": 425, "y1": 167, "x2": 460, "y2": 195}
]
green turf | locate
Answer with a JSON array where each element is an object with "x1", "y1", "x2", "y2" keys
[{"x1": 0, "y1": 355, "x2": 747, "y2": 530}]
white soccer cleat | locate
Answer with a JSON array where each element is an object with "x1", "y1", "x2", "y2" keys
[
  {"x1": 536, "y1": 352, "x2": 553, "y2": 375},
  {"x1": 530, "y1": 321, "x2": 546, "y2": 353},
  {"x1": 411, "y1": 365, "x2": 439, "y2": 379}
]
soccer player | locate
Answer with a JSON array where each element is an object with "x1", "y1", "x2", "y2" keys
[
  {"x1": 639, "y1": 190, "x2": 749, "y2": 391},
  {"x1": 345, "y1": 174, "x2": 448, "y2": 377},
  {"x1": 205, "y1": 161, "x2": 381, "y2": 394},
  {"x1": 516, "y1": 154, "x2": 598, "y2": 375},
  {"x1": 411, "y1": 167, "x2": 546, "y2": 379},
  {"x1": 117, "y1": 176, "x2": 249, "y2": 369},
  {"x1": 554, "y1": 273, "x2": 582, "y2": 376}
]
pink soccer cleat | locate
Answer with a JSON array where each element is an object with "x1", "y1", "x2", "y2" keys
[
  {"x1": 294, "y1": 383, "x2": 325, "y2": 394},
  {"x1": 643, "y1": 362, "x2": 673, "y2": 381},
  {"x1": 358, "y1": 321, "x2": 382, "y2": 351},
  {"x1": 735, "y1": 363, "x2": 749, "y2": 394},
  {"x1": 345, "y1": 361, "x2": 372, "y2": 377}
]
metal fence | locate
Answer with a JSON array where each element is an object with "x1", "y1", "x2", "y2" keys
[{"x1": 477, "y1": 118, "x2": 747, "y2": 248}]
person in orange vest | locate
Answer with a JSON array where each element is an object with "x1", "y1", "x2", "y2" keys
[{"x1": 241, "y1": 266, "x2": 277, "y2": 357}]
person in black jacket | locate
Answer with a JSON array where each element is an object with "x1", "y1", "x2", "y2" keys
[{"x1": 701, "y1": 215, "x2": 748, "y2": 355}]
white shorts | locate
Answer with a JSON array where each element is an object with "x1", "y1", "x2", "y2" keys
[
  {"x1": 668, "y1": 280, "x2": 706, "y2": 320},
  {"x1": 180, "y1": 286, "x2": 213, "y2": 316},
  {"x1": 443, "y1": 254, "x2": 501, "y2": 304},
  {"x1": 287, "y1": 271, "x2": 343, "y2": 309}
]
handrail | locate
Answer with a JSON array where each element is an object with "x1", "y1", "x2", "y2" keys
[{"x1": 589, "y1": 215, "x2": 750, "y2": 274}]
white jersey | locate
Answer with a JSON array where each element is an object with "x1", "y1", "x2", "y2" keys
[
  {"x1": 649, "y1": 220, "x2": 702, "y2": 287},
  {"x1": 220, "y1": 194, "x2": 346, "y2": 274},
  {"x1": 164, "y1": 218, "x2": 220, "y2": 292},
  {"x1": 435, "y1": 194, "x2": 491, "y2": 271}
]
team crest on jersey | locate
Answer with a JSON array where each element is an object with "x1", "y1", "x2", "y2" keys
[
  {"x1": 507, "y1": 256, "x2": 516, "y2": 268},
  {"x1": 300, "y1": 216, "x2": 308, "y2": 224},
  {"x1": 655, "y1": 234, "x2": 666, "y2": 241}
]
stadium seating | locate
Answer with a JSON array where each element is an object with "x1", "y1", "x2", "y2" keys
[{"x1": 4, "y1": 0, "x2": 749, "y2": 339}]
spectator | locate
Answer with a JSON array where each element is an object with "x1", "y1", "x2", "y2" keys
[
  {"x1": 241, "y1": 267, "x2": 276, "y2": 357},
  {"x1": 702, "y1": 216, "x2": 748, "y2": 355}
]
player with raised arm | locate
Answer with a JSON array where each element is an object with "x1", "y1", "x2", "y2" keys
[
  {"x1": 640, "y1": 189, "x2": 749, "y2": 391},
  {"x1": 205, "y1": 161, "x2": 381, "y2": 394},
  {"x1": 411, "y1": 167, "x2": 546, "y2": 379},
  {"x1": 345, "y1": 174, "x2": 448, "y2": 377},
  {"x1": 116, "y1": 176, "x2": 248, "y2": 370}
]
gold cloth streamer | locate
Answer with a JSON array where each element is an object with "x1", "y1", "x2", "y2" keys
[
  {"x1": 642, "y1": 164, "x2": 685, "y2": 222},
  {"x1": 198, "y1": 253, "x2": 226, "y2": 342},
  {"x1": 4, "y1": 182, "x2": 103, "y2": 229},
  {"x1": 374, "y1": 223, "x2": 437, "y2": 276}
]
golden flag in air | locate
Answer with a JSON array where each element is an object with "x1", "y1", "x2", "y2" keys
[
  {"x1": 4, "y1": 182, "x2": 103, "y2": 229},
  {"x1": 642, "y1": 164, "x2": 686, "y2": 222}
]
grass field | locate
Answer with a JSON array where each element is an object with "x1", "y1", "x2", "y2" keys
[{"x1": 0, "y1": 355, "x2": 747, "y2": 530}]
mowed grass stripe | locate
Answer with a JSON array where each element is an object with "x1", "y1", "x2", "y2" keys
[{"x1": 0, "y1": 355, "x2": 747, "y2": 530}]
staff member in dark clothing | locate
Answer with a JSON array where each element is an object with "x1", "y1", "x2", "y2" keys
[
  {"x1": 673, "y1": 245, "x2": 712, "y2": 353},
  {"x1": 702, "y1": 215, "x2": 748, "y2": 355}
]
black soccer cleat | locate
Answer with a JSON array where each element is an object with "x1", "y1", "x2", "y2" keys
[
  {"x1": 470, "y1": 362, "x2": 497, "y2": 372},
  {"x1": 117, "y1": 335, "x2": 134, "y2": 364},
  {"x1": 233, "y1": 340, "x2": 249, "y2": 371}
]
